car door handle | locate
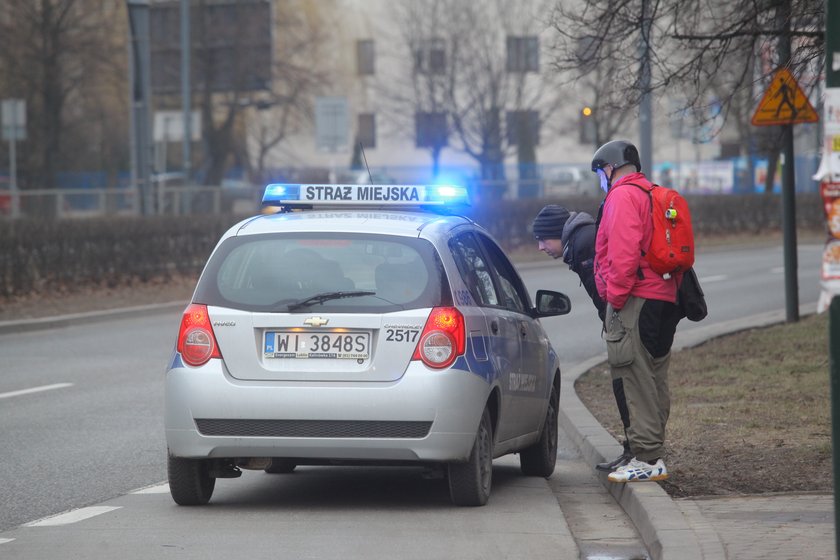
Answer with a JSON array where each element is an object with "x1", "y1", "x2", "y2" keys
[{"x1": 490, "y1": 320, "x2": 499, "y2": 334}]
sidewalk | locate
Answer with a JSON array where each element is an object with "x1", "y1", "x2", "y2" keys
[{"x1": 558, "y1": 302, "x2": 836, "y2": 560}]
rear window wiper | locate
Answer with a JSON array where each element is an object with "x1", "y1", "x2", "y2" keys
[{"x1": 286, "y1": 290, "x2": 376, "y2": 312}]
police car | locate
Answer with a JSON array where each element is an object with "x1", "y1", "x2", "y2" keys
[{"x1": 165, "y1": 183, "x2": 571, "y2": 507}]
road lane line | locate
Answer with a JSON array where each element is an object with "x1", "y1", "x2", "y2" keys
[
  {"x1": 132, "y1": 483, "x2": 169, "y2": 494},
  {"x1": 0, "y1": 538, "x2": 15, "y2": 544},
  {"x1": 0, "y1": 383, "x2": 73, "y2": 400},
  {"x1": 25, "y1": 506, "x2": 121, "y2": 527},
  {"x1": 699, "y1": 274, "x2": 727, "y2": 283}
]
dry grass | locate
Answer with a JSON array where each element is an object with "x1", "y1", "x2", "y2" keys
[
  {"x1": 576, "y1": 312, "x2": 832, "y2": 497},
  {"x1": 0, "y1": 274, "x2": 197, "y2": 322}
]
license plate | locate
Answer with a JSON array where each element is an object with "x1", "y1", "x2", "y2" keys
[{"x1": 264, "y1": 331, "x2": 370, "y2": 360}]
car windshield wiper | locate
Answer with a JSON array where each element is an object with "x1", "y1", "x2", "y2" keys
[{"x1": 285, "y1": 290, "x2": 376, "y2": 312}]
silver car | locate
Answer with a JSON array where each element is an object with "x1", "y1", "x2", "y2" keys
[{"x1": 165, "y1": 184, "x2": 571, "y2": 507}]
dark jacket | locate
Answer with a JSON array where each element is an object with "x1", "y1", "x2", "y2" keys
[{"x1": 561, "y1": 212, "x2": 606, "y2": 322}]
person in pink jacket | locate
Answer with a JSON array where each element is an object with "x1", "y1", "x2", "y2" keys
[{"x1": 591, "y1": 140, "x2": 681, "y2": 483}]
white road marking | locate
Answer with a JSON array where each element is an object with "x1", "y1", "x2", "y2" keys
[
  {"x1": 25, "y1": 506, "x2": 121, "y2": 527},
  {"x1": 699, "y1": 274, "x2": 727, "y2": 283},
  {"x1": 132, "y1": 483, "x2": 169, "y2": 494},
  {"x1": 0, "y1": 383, "x2": 73, "y2": 400},
  {"x1": 0, "y1": 538, "x2": 15, "y2": 544}
]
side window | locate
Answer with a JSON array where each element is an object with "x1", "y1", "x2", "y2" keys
[
  {"x1": 506, "y1": 35, "x2": 539, "y2": 73},
  {"x1": 357, "y1": 113, "x2": 376, "y2": 148},
  {"x1": 449, "y1": 233, "x2": 498, "y2": 306},
  {"x1": 357, "y1": 39, "x2": 375, "y2": 75},
  {"x1": 477, "y1": 234, "x2": 529, "y2": 314}
]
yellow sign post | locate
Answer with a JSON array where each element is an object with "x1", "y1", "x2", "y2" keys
[{"x1": 751, "y1": 67, "x2": 819, "y2": 126}]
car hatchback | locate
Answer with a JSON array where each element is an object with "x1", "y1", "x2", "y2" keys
[{"x1": 165, "y1": 183, "x2": 571, "y2": 506}]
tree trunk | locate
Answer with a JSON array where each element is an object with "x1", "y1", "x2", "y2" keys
[
  {"x1": 480, "y1": 107, "x2": 506, "y2": 200},
  {"x1": 516, "y1": 118, "x2": 538, "y2": 198},
  {"x1": 431, "y1": 145, "x2": 442, "y2": 179}
]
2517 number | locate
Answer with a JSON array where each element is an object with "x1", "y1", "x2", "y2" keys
[{"x1": 385, "y1": 329, "x2": 419, "y2": 342}]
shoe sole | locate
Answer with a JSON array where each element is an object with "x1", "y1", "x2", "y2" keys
[{"x1": 608, "y1": 473, "x2": 669, "y2": 483}]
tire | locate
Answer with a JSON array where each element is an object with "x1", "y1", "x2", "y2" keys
[
  {"x1": 167, "y1": 454, "x2": 215, "y2": 506},
  {"x1": 448, "y1": 407, "x2": 493, "y2": 507},
  {"x1": 264, "y1": 459, "x2": 297, "y2": 474},
  {"x1": 520, "y1": 380, "x2": 559, "y2": 477}
]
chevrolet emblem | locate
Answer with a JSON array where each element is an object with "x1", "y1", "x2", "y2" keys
[{"x1": 304, "y1": 316, "x2": 329, "y2": 327}]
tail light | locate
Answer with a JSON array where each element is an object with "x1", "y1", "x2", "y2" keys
[
  {"x1": 412, "y1": 307, "x2": 466, "y2": 369},
  {"x1": 177, "y1": 304, "x2": 222, "y2": 366}
]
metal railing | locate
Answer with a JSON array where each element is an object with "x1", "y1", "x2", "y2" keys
[{"x1": 0, "y1": 185, "x2": 223, "y2": 219}]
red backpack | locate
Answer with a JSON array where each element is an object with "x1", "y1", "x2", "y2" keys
[{"x1": 628, "y1": 183, "x2": 695, "y2": 278}]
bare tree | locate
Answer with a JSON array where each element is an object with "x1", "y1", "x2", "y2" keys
[
  {"x1": 549, "y1": 0, "x2": 824, "y2": 140},
  {"x1": 177, "y1": 0, "x2": 327, "y2": 187},
  {"x1": 572, "y1": 36, "x2": 634, "y2": 150},
  {"x1": 248, "y1": 3, "x2": 329, "y2": 184},
  {"x1": 0, "y1": 1, "x2": 123, "y2": 191},
  {"x1": 381, "y1": 0, "x2": 565, "y2": 199}
]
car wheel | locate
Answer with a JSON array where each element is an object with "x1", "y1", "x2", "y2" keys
[
  {"x1": 448, "y1": 407, "x2": 493, "y2": 507},
  {"x1": 264, "y1": 459, "x2": 297, "y2": 474},
  {"x1": 519, "y1": 381, "x2": 559, "y2": 477},
  {"x1": 167, "y1": 454, "x2": 215, "y2": 506}
]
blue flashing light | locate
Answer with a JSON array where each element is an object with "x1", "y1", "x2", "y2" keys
[
  {"x1": 426, "y1": 184, "x2": 469, "y2": 205},
  {"x1": 262, "y1": 183, "x2": 301, "y2": 205}
]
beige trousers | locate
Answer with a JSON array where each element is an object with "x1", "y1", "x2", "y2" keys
[{"x1": 604, "y1": 296, "x2": 671, "y2": 462}]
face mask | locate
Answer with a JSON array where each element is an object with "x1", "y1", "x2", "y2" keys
[{"x1": 597, "y1": 168, "x2": 610, "y2": 193}]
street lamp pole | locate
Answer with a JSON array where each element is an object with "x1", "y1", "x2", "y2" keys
[
  {"x1": 127, "y1": 0, "x2": 154, "y2": 215},
  {"x1": 181, "y1": 0, "x2": 192, "y2": 213}
]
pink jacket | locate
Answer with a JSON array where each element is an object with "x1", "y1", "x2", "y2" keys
[{"x1": 594, "y1": 172, "x2": 678, "y2": 309}]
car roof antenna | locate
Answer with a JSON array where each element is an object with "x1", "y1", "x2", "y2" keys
[{"x1": 360, "y1": 141, "x2": 375, "y2": 184}]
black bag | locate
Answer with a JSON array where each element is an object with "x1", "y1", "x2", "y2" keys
[{"x1": 678, "y1": 267, "x2": 707, "y2": 322}]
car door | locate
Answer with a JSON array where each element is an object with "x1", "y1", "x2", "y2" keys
[
  {"x1": 476, "y1": 234, "x2": 549, "y2": 437},
  {"x1": 448, "y1": 231, "x2": 523, "y2": 443}
]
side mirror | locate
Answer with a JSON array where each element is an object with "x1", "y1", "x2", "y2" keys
[{"x1": 534, "y1": 290, "x2": 571, "y2": 317}]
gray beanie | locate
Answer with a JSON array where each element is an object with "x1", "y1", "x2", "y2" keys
[{"x1": 532, "y1": 205, "x2": 571, "y2": 239}]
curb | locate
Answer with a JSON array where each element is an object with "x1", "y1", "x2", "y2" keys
[
  {"x1": 0, "y1": 301, "x2": 188, "y2": 336},
  {"x1": 557, "y1": 301, "x2": 818, "y2": 560}
]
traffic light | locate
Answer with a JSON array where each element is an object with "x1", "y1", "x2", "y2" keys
[{"x1": 579, "y1": 106, "x2": 596, "y2": 144}]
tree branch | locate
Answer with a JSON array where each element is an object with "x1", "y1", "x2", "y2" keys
[{"x1": 672, "y1": 29, "x2": 822, "y2": 41}]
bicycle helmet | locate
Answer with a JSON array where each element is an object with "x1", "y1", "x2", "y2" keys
[{"x1": 590, "y1": 140, "x2": 642, "y2": 173}]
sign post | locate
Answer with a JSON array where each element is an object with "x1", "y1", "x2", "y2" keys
[
  {"x1": 824, "y1": 0, "x2": 840, "y2": 554},
  {"x1": 751, "y1": 66, "x2": 818, "y2": 324},
  {"x1": 1, "y1": 99, "x2": 26, "y2": 219}
]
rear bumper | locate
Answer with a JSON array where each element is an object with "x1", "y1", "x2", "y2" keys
[{"x1": 164, "y1": 355, "x2": 490, "y2": 462}]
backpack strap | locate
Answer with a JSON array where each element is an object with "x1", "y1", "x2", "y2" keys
[
  {"x1": 618, "y1": 182, "x2": 657, "y2": 268},
  {"x1": 623, "y1": 182, "x2": 657, "y2": 215}
]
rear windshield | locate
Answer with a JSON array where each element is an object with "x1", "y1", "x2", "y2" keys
[{"x1": 193, "y1": 232, "x2": 451, "y2": 313}]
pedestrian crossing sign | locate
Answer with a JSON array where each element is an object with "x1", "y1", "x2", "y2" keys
[{"x1": 751, "y1": 68, "x2": 819, "y2": 126}]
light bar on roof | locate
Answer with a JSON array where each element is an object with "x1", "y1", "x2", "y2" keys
[{"x1": 261, "y1": 183, "x2": 469, "y2": 207}]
